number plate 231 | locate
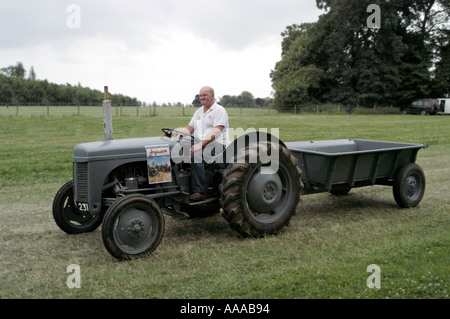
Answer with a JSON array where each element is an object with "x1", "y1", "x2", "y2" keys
[{"x1": 77, "y1": 203, "x2": 89, "y2": 212}]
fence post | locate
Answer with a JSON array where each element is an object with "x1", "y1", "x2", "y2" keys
[
  {"x1": 136, "y1": 105, "x2": 139, "y2": 117},
  {"x1": 103, "y1": 86, "x2": 114, "y2": 140},
  {"x1": 47, "y1": 105, "x2": 50, "y2": 116},
  {"x1": 153, "y1": 105, "x2": 156, "y2": 117},
  {"x1": 16, "y1": 105, "x2": 19, "y2": 116}
]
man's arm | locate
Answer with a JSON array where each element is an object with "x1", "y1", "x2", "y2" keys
[
  {"x1": 181, "y1": 125, "x2": 195, "y2": 135},
  {"x1": 191, "y1": 125, "x2": 224, "y2": 153},
  {"x1": 164, "y1": 125, "x2": 194, "y2": 137}
]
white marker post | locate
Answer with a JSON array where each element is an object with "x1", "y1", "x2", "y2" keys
[{"x1": 103, "y1": 86, "x2": 113, "y2": 140}]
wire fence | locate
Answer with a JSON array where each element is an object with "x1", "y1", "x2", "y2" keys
[{"x1": 0, "y1": 104, "x2": 401, "y2": 117}]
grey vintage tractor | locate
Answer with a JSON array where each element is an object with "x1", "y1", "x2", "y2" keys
[{"x1": 53, "y1": 128, "x2": 427, "y2": 260}]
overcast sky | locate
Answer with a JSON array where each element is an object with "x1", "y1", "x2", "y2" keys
[{"x1": 0, "y1": 0, "x2": 322, "y2": 104}]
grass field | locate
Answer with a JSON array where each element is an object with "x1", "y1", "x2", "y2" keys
[{"x1": 0, "y1": 108, "x2": 449, "y2": 299}]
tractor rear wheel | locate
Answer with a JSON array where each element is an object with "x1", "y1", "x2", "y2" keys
[{"x1": 219, "y1": 142, "x2": 302, "y2": 237}]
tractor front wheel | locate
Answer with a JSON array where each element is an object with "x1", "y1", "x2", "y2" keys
[
  {"x1": 52, "y1": 180, "x2": 103, "y2": 234},
  {"x1": 102, "y1": 195, "x2": 165, "y2": 260}
]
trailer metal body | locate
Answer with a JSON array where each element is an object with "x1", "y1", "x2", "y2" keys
[{"x1": 285, "y1": 139, "x2": 428, "y2": 194}]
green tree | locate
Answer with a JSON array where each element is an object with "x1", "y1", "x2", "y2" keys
[
  {"x1": 0, "y1": 74, "x2": 13, "y2": 103},
  {"x1": 431, "y1": 30, "x2": 450, "y2": 96},
  {"x1": 0, "y1": 62, "x2": 142, "y2": 105},
  {"x1": 391, "y1": 0, "x2": 449, "y2": 104},
  {"x1": 1, "y1": 61, "x2": 26, "y2": 78},
  {"x1": 28, "y1": 66, "x2": 37, "y2": 81},
  {"x1": 322, "y1": 0, "x2": 408, "y2": 106},
  {"x1": 219, "y1": 91, "x2": 260, "y2": 107},
  {"x1": 270, "y1": 23, "x2": 325, "y2": 108},
  {"x1": 271, "y1": 0, "x2": 450, "y2": 108},
  {"x1": 239, "y1": 91, "x2": 256, "y2": 107}
]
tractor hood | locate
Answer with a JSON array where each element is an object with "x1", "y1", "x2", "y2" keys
[{"x1": 72, "y1": 137, "x2": 177, "y2": 162}]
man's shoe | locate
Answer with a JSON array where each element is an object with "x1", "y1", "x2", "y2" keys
[{"x1": 190, "y1": 192, "x2": 206, "y2": 201}]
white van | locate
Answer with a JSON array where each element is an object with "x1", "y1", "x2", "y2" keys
[{"x1": 438, "y1": 98, "x2": 450, "y2": 114}]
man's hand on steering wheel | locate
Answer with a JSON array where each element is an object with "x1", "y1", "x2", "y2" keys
[
  {"x1": 161, "y1": 128, "x2": 195, "y2": 141},
  {"x1": 162, "y1": 128, "x2": 172, "y2": 138}
]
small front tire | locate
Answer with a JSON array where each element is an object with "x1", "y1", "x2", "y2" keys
[
  {"x1": 52, "y1": 181, "x2": 103, "y2": 234},
  {"x1": 102, "y1": 195, "x2": 165, "y2": 260},
  {"x1": 393, "y1": 163, "x2": 425, "y2": 208}
]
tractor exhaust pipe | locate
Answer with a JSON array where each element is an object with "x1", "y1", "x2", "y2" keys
[{"x1": 103, "y1": 86, "x2": 113, "y2": 140}]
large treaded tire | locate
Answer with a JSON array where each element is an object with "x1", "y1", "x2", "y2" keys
[{"x1": 219, "y1": 142, "x2": 303, "y2": 237}]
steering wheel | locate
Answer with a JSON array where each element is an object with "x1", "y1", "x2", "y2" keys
[{"x1": 161, "y1": 128, "x2": 195, "y2": 140}]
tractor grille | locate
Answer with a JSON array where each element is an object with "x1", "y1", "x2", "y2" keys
[{"x1": 74, "y1": 162, "x2": 89, "y2": 202}]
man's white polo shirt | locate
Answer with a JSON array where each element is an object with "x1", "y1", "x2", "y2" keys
[{"x1": 188, "y1": 102, "x2": 230, "y2": 146}]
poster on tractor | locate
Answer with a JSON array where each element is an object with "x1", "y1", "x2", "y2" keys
[{"x1": 145, "y1": 145, "x2": 172, "y2": 184}]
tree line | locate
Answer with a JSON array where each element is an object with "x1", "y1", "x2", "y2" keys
[
  {"x1": 219, "y1": 91, "x2": 273, "y2": 108},
  {"x1": 0, "y1": 62, "x2": 272, "y2": 108},
  {"x1": 271, "y1": 0, "x2": 450, "y2": 109},
  {"x1": 0, "y1": 62, "x2": 141, "y2": 106}
]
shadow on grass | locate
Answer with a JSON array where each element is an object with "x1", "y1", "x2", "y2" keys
[
  {"x1": 47, "y1": 192, "x2": 414, "y2": 260},
  {"x1": 162, "y1": 191, "x2": 406, "y2": 245},
  {"x1": 163, "y1": 213, "x2": 239, "y2": 242},
  {"x1": 299, "y1": 191, "x2": 401, "y2": 216}
]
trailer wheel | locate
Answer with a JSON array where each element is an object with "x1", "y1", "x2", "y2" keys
[
  {"x1": 393, "y1": 163, "x2": 425, "y2": 208},
  {"x1": 102, "y1": 195, "x2": 165, "y2": 260},
  {"x1": 52, "y1": 180, "x2": 103, "y2": 234},
  {"x1": 219, "y1": 142, "x2": 303, "y2": 237}
]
